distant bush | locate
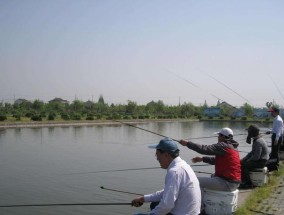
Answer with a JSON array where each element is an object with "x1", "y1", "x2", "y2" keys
[
  {"x1": 0, "y1": 114, "x2": 7, "y2": 121},
  {"x1": 123, "y1": 115, "x2": 132, "y2": 120},
  {"x1": 48, "y1": 112, "x2": 56, "y2": 120},
  {"x1": 25, "y1": 112, "x2": 34, "y2": 118},
  {"x1": 95, "y1": 114, "x2": 102, "y2": 120},
  {"x1": 70, "y1": 113, "x2": 81, "y2": 120},
  {"x1": 86, "y1": 115, "x2": 94, "y2": 120},
  {"x1": 31, "y1": 115, "x2": 42, "y2": 121},
  {"x1": 12, "y1": 112, "x2": 21, "y2": 120},
  {"x1": 61, "y1": 113, "x2": 70, "y2": 120}
]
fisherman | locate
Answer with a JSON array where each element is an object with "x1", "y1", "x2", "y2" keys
[
  {"x1": 266, "y1": 106, "x2": 283, "y2": 170},
  {"x1": 240, "y1": 124, "x2": 269, "y2": 189},
  {"x1": 179, "y1": 127, "x2": 241, "y2": 192},
  {"x1": 131, "y1": 138, "x2": 201, "y2": 215}
]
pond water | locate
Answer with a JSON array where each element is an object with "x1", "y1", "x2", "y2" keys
[{"x1": 0, "y1": 120, "x2": 271, "y2": 215}]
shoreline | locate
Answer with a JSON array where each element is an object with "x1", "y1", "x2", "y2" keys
[
  {"x1": 0, "y1": 119, "x2": 199, "y2": 129},
  {"x1": 0, "y1": 118, "x2": 270, "y2": 129}
]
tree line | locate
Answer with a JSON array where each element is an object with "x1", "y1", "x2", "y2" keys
[{"x1": 0, "y1": 95, "x2": 270, "y2": 122}]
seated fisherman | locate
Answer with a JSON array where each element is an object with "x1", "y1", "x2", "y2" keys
[{"x1": 240, "y1": 124, "x2": 269, "y2": 188}]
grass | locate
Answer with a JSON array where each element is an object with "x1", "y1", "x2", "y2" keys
[{"x1": 234, "y1": 163, "x2": 284, "y2": 215}]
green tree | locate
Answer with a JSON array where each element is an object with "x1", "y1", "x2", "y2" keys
[
  {"x1": 32, "y1": 99, "x2": 45, "y2": 112},
  {"x1": 242, "y1": 103, "x2": 254, "y2": 118},
  {"x1": 125, "y1": 100, "x2": 137, "y2": 115}
]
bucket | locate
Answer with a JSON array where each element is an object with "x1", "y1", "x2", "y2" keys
[
  {"x1": 279, "y1": 151, "x2": 284, "y2": 161},
  {"x1": 249, "y1": 167, "x2": 268, "y2": 187},
  {"x1": 203, "y1": 189, "x2": 239, "y2": 215}
]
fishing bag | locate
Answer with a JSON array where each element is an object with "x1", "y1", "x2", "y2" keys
[{"x1": 265, "y1": 158, "x2": 278, "y2": 172}]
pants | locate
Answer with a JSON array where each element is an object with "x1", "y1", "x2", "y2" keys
[
  {"x1": 198, "y1": 176, "x2": 239, "y2": 192},
  {"x1": 270, "y1": 133, "x2": 283, "y2": 163},
  {"x1": 241, "y1": 159, "x2": 267, "y2": 184},
  {"x1": 149, "y1": 202, "x2": 173, "y2": 215}
]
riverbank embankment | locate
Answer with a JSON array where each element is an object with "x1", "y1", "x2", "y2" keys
[{"x1": 0, "y1": 119, "x2": 200, "y2": 129}]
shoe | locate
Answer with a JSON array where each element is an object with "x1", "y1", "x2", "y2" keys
[{"x1": 239, "y1": 183, "x2": 253, "y2": 189}]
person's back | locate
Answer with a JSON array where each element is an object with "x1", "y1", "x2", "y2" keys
[
  {"x1": 166, "y1": 158, "x2": 201, "y2": 215},
  {"x1": 251, "y1": 137, "x2": 269, "y2": 161}
]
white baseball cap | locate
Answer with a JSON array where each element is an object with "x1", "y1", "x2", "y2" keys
[{"x1": 215, "y1": 127, "x2": 233, "y2": 138}]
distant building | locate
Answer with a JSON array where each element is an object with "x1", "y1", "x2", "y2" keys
[
  {"x1": 253, "y1": 108, "x2": 269, "y2": 118},
  {"x1": 14, "y1": 98, "x2": 30, "y2": 105},
  {"x1": 232, "y1": 108, "x2": 246, "y2": 118},
  {"x1": 204, "y1": 107, "x2": 221, "y2": 117},
  {"x1": 48, "y1": 97, "x2": 69, "y2": 104},
  {"x1": 84, "y1": 100, "x2": 94, "y2": 108}
]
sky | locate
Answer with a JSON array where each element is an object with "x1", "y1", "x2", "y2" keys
[{"x1": 0, "y1": 0, "x2": 284, "y2": 108}]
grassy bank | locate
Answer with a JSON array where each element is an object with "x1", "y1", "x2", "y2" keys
[{"x1": 235, "y1": 163, "x2": 284, "y2": 215}]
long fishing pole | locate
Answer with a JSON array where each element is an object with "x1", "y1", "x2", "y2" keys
[
  {"x1": 114, "y1": 120, "x2": 179, "y2": 142},
  {"x1": 200, "y1": 70, "x2": 250, "y2": 103},
  {"x1": 0, "y1": 202, "x2": 132, "y2": 208},
  {"x1": 166, "y1": 69, "x2": 226, "y2": 103},
  {"x1": 65, "y1": 164, "x2": 211, "y2": 175},
  {"x1": 268, "y1": 74, "x2": 284, "y2": 102},
  {"x1": 195, "y1": 171, "x2": 212, "y2": 175},
  {"x1": 196, "y1": 69, "x2": 273, "y2": 130},
  {"x1": 115, "y1": 120, "x2": 248, "y2": 141},
  {"x1": 100, "y1": 186, "x2": 142, "y2": 196}
]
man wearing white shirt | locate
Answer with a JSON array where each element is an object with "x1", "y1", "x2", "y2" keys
[
  {"x1": 132, "y1": 138, "x2": 201, "y2": 215},
  {"x1": 267, "y1": 106, "x2": 283, "y2": 167}
]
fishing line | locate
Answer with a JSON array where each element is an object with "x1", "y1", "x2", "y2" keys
[
  {"x1": 100, "y1": 186, "x2": 142, "y2": 196},
  {"x1": 0, "y1": 202, "x2": 132, "y2": 208}
]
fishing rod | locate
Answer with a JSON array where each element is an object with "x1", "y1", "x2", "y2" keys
[
  {"x1": 65, "y1": 164, "x2": 211, "y2": 175},
  {"x1": 0, "y1": 202, "x2": 132, "y2": 208},
  {"x1": 115, "y1": 120, "x2": 248, "y2": 141},
  {"x1": 114, "y1": 120, "x2": 179, "y2": 142},
  {"x1": 269, "y1": 74, "x2": 284, "y2": 102},
  {"x1": 195, "y1": 171, "x2": 212, "y2": 175},
  {"x1": 167, "y1": 69, "x2": 226, "y2": 103},
  {"x1": 197, "y1": 69, "x2": 274, "y2": 130},
  {"x1": 100, "y1": 186, "x2": 142, "y2": 196},
  {"x1": 200, "y1": 70, "x2": 250, "y2": 103}
]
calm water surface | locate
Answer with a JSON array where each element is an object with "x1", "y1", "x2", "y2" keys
[{"x1": 0, "y1": 121, "x2": 271, "y2": 215}]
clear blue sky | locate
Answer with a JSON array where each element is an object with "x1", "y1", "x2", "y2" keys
[{"x1": 1, "y1": 0, "x2": 283, "y2": 107}]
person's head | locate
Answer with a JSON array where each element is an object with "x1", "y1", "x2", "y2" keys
[
  {"x1": 246, "y1": 124, "x2": 260, "y2": 144},
  {"x1": 149, "y1": 138, "x2": 180, "y2": 169},
  {"x1": 268, "y1": 106, "x2": 280, "y2": 117},
  {"x1": 215, "y1": 127, "x2": 233, "y2": 142}
]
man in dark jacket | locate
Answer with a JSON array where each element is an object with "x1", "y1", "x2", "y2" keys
[
  {"x1": 179, "y1": 127, "x2": 241, "y2": 192},
  {"x1": 240, "y1": 124, "x2": 269, "y2": 188}
]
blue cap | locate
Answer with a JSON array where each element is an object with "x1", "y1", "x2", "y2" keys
[{"x1": 148, "y1": 138, "x2": 179, "y2": 153}]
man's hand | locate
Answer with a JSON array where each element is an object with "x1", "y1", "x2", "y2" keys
[
  {"x1": 131, "y1": 196, "x2": 144, "y2": 207},
  {"x1": 192, "y1": 156, "x2": 203, "y2": 163},
  {"x1": 179, "y1": 139, "x2": 188, "y2": 146}
]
